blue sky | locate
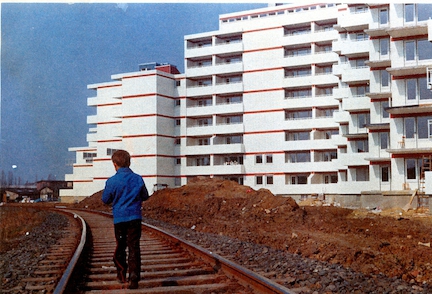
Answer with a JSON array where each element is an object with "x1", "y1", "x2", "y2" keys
[{"x1": 1, "y1": 3, "x2": 266, "y2": 184}]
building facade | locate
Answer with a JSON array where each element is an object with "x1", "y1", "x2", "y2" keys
[{"x1": 61, "y1": 3, "x2": 432, "y2": 206}]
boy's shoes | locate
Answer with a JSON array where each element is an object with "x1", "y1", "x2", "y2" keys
[{"x1": 128, "y1": 280, "x2": 139, "y2": 289}]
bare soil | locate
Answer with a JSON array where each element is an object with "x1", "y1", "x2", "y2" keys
[{"x1": 75, "y1": 177, "x2": 432, "y2": 285}]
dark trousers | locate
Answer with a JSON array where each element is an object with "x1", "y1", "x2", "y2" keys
[{"x1": 113, "y1": 219, "x2": 142, "y2": 282}]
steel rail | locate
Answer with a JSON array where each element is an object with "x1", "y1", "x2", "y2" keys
[
  {"x1": 141, "y1": 221, "x2": 295, "y2": 294},
  {"x1": 53, "y1": 210, "x2": 87, "y2": 294}
]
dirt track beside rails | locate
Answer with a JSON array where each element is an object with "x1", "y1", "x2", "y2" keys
[{"x1": 76, "y1": 177, "x2": 432, "y2": 285}]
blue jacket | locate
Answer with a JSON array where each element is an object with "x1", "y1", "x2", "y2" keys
[{"x1": 102, "y1": 167, "x2": 149, "y2": 224}]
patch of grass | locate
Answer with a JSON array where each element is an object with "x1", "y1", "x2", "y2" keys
[{"x1": 0, "y1": 206, "x2": 49, "y2": 252}]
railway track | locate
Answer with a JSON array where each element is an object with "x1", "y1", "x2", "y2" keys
[{"x1": 56, "y1": 209, "x2": 294, "y2": 294}]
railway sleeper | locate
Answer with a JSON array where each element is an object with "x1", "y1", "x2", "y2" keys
[
  {"x1": 83, "y1": 282, "x2": 238, "y2": 294},
  {"x1": 84, "y1": 273, "x2": 228, "y2": 290}
]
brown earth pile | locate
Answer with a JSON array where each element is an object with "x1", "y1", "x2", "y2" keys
[{"x1": 75, "y1": 177, "x2": 432, "y2": 284}]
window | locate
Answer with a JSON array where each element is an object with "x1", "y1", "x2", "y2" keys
[
  {"x1": 175, "y1": 119, "x2": 181, "y2": 126},
  {"x1": 379, "y1": 8, "x2": 388, "y2": 25},
  {"x1": 418, "y1": 40, "x2": 432, "y2": 60},
  {"x1": 403, "y1": 116, "x2": 432, "y2": 139},
  {"x1": 381, "y1": 166, "x2": 390, "y2": 182},
  {"x1": 256, "y1": 176, "x2": 263, "y2": 185},
  {"x1": 324, "y1": 129, "x2": 338, "y2": 139},
  {"x1": 358, "y1": 113, "x2": 370, "y2": 128},
  {"x1": 286, "y1": 131, "x2": 310, "y2": 141},
  {"x1": 352, "y1": 85, "x2": 369, "y2": 96},
  {"x1": 223, "y1": 156, "x2": 243, "y2": 165},
  {"x1": 266, "y1": 175, "x2": 274, "y2": 185},
  {"x1": 429, "y1": 119, "x2": 432, "y2": 139},
  {"x1": 406, "y1": 78, "x2": 432, "y2": 101},
  {"x1": 83, "y1": 152, "x2": 97, "y2": 163},
  {"x1": 198, "y1": 138, "x2": 209, "y2": 145},
  {"x1": 379, "y1": 38, "x2": 389, "y2": 56},
  {"x1": 266, "y1": 154, "x2": 273, "y2": 163},
  {"x1": 356, "y1": 33, "x2": 368, "y2": 41},
  {"x1": 354, "y1": 58, "x2": 367, "y2": 68},
  {"x1": 355, "y1": 167, "x2": 369, "y2": 181},
  {"x1": 316, "y1": 87, "x2": 333, "y2": 96},
  {"x1": 405, "y1": 4, "x2": 415, "y2": 23},
  {"x1": 197, "y1": 118, "x2": 212, "y2": 126},
  {"x1": 256, "y1": 155, "x2": 263, "y2": 164},
  {"x1": 418, "y1": 4, "x2": 432, "y2": 21},
  {"x1": 407, "y1": 78, "x2": 417, "y2": 100},
  {"x1": 107, "y1": 148, "x2": 119, "y2": 156},
  {"x1": 316, "y1": 108, "x2": 335, "y2": 118},
  {"x1": 224, "y1": 115, "x2": 242, "y2": 124},
  {"x1": 175, "y1": 138, "x2": 181, "y2": 145},
  {"x1": 380, "y1": 70, "x2": 390, "y2": 88},
  {"x1": 290, "y1": 175, "x2": 308, "y2": 185},
  {"x1": 324, "y1": 151, "x2": 337, "y2": 161},
  {"x1": 288, "y1": 152, "x2": 311, "y2": 163},
  {"x1": 405, "y1": 4, "x2": 432, "y2": 23},
  {"x1": 356, "y1": 140, "x2": 369, "y2": 153},
  {"x1": 382, "y1": 101, "x2": 389, "y2": 119},
  {"x1": 418, "y1": 116, "x2": 432, "y2": 138},
  {"x1": 226, "y1": 135, "x2": 242, "y2": 144},
  {"x1": 285, "y1": 47, "x2": 311, "y2": 57},
  {"x1": 285, "y1": 109, "x2": 312, "y2": 120},
  {"x1": 324, "y1": 174, "x2": 338, "y2": 184},
  {"x1": 285, "y1": 88, "x2": 312, "y2": 98},
  {"x1": 176, "y1": 80, "x2": 181, "y2": 87},
  {"x1": 196, "y1": 156, "x2": 210, "y2": 166},
  {"x1": 405, "y1": 118, "x2": 415, "y2": 138},
  {"x1": 380, "y1": 133, "x2": 389, "y2": 149},
  {"x1": 175, "y1": 158, "x2": 181, "y2": 165},
  {"x1": 197, "y1": 98, "x2": 212, "y2": 107},
  {"x1": 175, "y1": 99, "x2": 181, "y2": 106},
  {"x1": 405, "y1": 41, "x2": 415, "y2": 61},
  {"x1": 406, "y1": 158, "x2": 417, "y2": 180},
  {"x1": 285, "y1": 67, "x2": 311, "y2": 77},
  {"x1": 405, "y1": 39, "x2": 432, "y2": 62}
]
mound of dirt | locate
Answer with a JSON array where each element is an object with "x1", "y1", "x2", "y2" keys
[{"x1": 74, "y1": 177, "x2": 432, "y2": 284}]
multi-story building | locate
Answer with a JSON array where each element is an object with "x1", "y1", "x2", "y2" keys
[{"x1": 61, "y1": 3, "x2": 432, "y2": 209}]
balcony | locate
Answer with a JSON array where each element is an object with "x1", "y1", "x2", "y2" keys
[
  {"x1": 214, "y1": 123, "x2": 244, "y2": 135},
  {"x1": 341, "y1": 67, "x2": 370, "y2": 84},
  {"x1": 186, "y1": 84, "x2": 214, "y2": 97},
  {"x1": 213, "y1": 40, "x2": 244, "y2": 55},
  {"x1": 338, "y1": 152, "x2": 369, "y2": 167},
  {"x1": 183, "y1": 164, "x2": 245, "y2": 176},
  {"x1": 184, "y1": 143, "x2": 245, "y2": 155},
  {"x1": 282, "y1": 53, "x2": 315, "y2": 67},
  {"x1": 333, "y1": 111, "x2": 350, "y2": 123},
  {"x1": 341, "y1": 40, "x2": 369, "y2": 58},
  {"x1": 86, "y1": 115, "x2": 118, "y2": 125},
  {"x1": 186, "y1": 61, "x2": 243, "y2": 77},
  {"x1": 284, "y1": 139, "x2": 338, "y2": 151},
  {"x1": 333, "y1": 62, "x2": 348, "y2": 77},
  {"x1": 342, "y1": 96, "x2": 371, "y2": 112},
  {"x1": 213, "y1": 81, "x2": 244, "y2": 95},
  {"x1": 186, "y1": 125, "x2": 214, "y2": 136},
  {"x1": 285, "y1": 95, "x2": 337, "y2": 109},
  {"x1": 335, "y1": 9, "x2": 371, "y2": 32},
  {"x1": 284, "y1": 118, "x2": 335, "y2": 130}
]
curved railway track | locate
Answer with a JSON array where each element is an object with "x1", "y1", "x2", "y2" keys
[{"x1": 53, "y1": 209, "x2": 294, "y2": 294}]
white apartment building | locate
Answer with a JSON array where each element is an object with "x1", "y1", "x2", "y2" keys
[{"x1": 61, "y1": 3, "x2": 432, "y2": 208}]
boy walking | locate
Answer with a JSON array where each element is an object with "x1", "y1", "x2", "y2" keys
[{"x1": 102, "y1": 150, "x2": 149, "y2": 289}]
